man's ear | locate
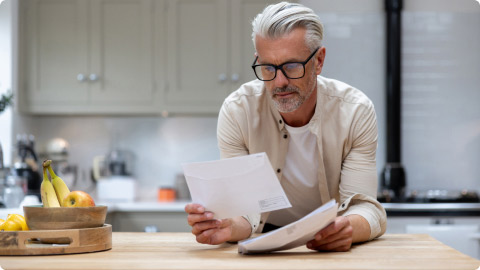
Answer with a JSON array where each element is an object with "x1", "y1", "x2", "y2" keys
[{"x1": 315, "y1": 47, "x2": 326, "y2": 75}]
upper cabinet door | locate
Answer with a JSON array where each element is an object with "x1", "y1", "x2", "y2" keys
[
  {"x1": 22, "y1": 0, "x2": 89, "y2": 111},
  {"x1": 165, "y1": 0, "x2": 229, "y2": 113},
  {"x1": 89, "y1": 0, "x2": 156, "y2": 109},
  {"x1": 230, "y1": 0, "x2": 279, "y2": 92}
]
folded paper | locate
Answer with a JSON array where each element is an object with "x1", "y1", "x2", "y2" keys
[{"x1": 182, "y1": 153, "x2": 292, "y2": 219}]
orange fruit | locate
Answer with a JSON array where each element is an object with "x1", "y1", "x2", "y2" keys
[
  {"x1": 6, "y1": 214, "x2": 29, "y2": 231},
  {"x1": 0, "y1": 219, "x2": 23, "y2": 231}
]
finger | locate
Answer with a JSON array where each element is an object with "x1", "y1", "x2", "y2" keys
[
  {"x1": 312, "y1": 225, "x2": 353, "y2": 246},
  {"x1": 196, "y1": 228, "x2": 216, "y2": 244},
  {"x1": 185, "y1": 203, "x2": 205, "y2": 214},
  {"x1": 187, "y1": 212, "x2": 214, "y2": 226},
  {"x1": 191, "y1": 219, "x2": 221, "y2": 235},
  {"x1": 309, "y1": 237, "x2": 352, "y2": 252},
  {"x1": 197, "y1": 227, "x2": 230, "y2": 245},
  {"x1": 314, "y1": 217, "x2": 348, "y2": 241}
]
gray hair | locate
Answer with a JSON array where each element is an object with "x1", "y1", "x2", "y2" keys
[{"x1": 252, "y1": 2, "x2": 323, "y2": 52}]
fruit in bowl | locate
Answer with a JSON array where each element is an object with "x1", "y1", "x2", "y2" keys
[
  {"x1": 0, "y1": 214, "x2": 29, "y2": 231},
  {"x1": 40, "y1": 160, "x2": 97, "y2": 208},
  {"x1": 63, "y1": 191, "x2": 96, "y2": 207},
  {"x1": 23, "y1": 160, "x2": 107, "y2": 230}
]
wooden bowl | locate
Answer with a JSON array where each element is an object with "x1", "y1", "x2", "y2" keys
[{"x1": 23, "y1": 205, "x2": 107, "y2": 230}]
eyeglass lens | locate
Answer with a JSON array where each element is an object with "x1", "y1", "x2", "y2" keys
[{"x1": 254, "y1": 63, "x2": 304, "y2": 81}]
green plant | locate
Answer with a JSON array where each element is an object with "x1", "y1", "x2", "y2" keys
[{"x1": 0, "y1": 91, "x2": 13, "y2": 113}]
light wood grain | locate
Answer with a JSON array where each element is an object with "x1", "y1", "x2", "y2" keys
[
  {"x1": 23, "y1": 205, "x2": 107, "y2": 230},
  {"x1": 0, "y1": 224, "x2": 112, "y2": 255},
  {"x1": 0, "y1": 233, "x2": 478, "y2": 269}
]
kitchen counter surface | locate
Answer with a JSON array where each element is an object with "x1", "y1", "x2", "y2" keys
[
  {"x1": 99, "y1": 200, "x2": 190, "y2": 212},
  {"x1": 3, "y1": 201, "x2": 480, "y2": 218},
  {"x1": 0, "y1": 201, "x2": 190, "y2": 219},
  {"x1": 383, "y1": 202, "x2": 480, "y2": 216},
  {"x1": 0, "y1": 233, "x2": 478, "y2": 269}
]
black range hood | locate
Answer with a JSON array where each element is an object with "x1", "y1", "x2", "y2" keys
[{"x1": 382, "y1": 0, "x2": 406, "y2": 198}]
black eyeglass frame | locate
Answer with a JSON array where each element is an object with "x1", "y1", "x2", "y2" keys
[{"x1": 251, "y1": 47, "x2": 320, "y2": 81}]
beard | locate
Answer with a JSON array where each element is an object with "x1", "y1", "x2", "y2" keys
[{"x1": 270, "y1": 78, "x2": 316, "y2": 113}]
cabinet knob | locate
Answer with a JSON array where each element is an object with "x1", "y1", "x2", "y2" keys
[
  {"x1": 77, "y1": 74, "x2": 87, "y2": 82},
  {"x1": 218, "y1": 73, "x2": 227, "y2": 82},
  {"x1": 231, "y1": 73, "x2": 240, "y2": 82},
  {"x1": 89, "y1": 73, "x2": 100, "y2": 82}
]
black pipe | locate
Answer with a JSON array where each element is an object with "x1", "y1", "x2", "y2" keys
[{"x1": 382, "y1": 0, "x2": 406, "y2": 199}]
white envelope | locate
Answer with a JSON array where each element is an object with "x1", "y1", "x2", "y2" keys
[
  {"x1": 182, "y1": 153, "x2": 292, "y2": 219},
  {"x1": 238, "y1": 199, "x2": 338, "y2": 254}
]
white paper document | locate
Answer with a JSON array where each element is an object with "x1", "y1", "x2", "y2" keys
[
  {"x1": 238, "y1": 199, "x2": 338, "y2": 254},
  {"x1": 182, "y1": 153, "x2": 292, "y2": 219}
]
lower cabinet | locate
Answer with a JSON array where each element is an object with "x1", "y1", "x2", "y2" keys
[
  {"x1": 387, "y1": 216, "x2": 480, "y2": 259},
  {"x1": 106, "y1": 211, "x2": 190, "y2": 232}
]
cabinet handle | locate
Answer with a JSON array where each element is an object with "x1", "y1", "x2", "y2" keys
[
  {"x1": 469, "y1": 233, "x2": 480, "y2": 240},
  {"x1": 89, "y1": 73, "x2": 100, "y2": 82},
  {"x1": 231, "y1": 73, "x2": 240, "y2": 82},
  {"x1": 218, "y1": 73, "x2": 227, "y2": 82},
  {"x1": 77, "y1": 74, "x2": 87, "y2": 82},
  {"x1": 144, "y1": 225, "x2": 158, "y2": 232}
]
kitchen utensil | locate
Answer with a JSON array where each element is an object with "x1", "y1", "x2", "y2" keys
[
  {"x1": 106, "y1": 149, "x2": 134, "y2": 176},
  {"x1": 0, "y1": 224, "x2": 112, "y2": 255},
  {"x1": 23, "y1": 205, "x2": 107, "y2": 230},
  {"x1": 12, "y1": 134, "x2": 41, "y2": 199}
]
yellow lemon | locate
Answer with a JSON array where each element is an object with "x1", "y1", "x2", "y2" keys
[
  {"x1": 6, "y1": 214, "x2": 29, "y2": 231},
  {"x1": 0, "y1": 219, "x2": 23, "y2": 231}
]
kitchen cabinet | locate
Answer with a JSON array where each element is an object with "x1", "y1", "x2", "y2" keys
[
  {"x1": 19, "y1": 0, "x2": 160, "y2": 114},
  {"x1": 19, "y1": 0, "x2": 291, "y2": 115},
  {"x1": 162, "y1": 0, "x2": 280, "y2": 114},
  {"x1": 386, "y1": 216, "x2": 480, "y2": 260}
]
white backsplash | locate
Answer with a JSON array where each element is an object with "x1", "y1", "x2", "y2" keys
[{"x1": 13, "y1": 115, "x2": 220, "y2": 201}]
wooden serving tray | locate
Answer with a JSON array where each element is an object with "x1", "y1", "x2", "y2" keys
[{"x1": 0, "y1": 224, "x2": 112, "y2": 255}]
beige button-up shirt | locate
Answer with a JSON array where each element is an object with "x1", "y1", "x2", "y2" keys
[{"x1": 217, "y1": 76, "x2": 387, "y2": 240}]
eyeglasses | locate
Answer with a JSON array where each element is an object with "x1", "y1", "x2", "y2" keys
[{"x1": 251, "y1": 48, "x2": 319, "y2": 81}]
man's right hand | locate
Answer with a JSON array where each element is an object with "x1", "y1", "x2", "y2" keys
[{"x1": 184, "y1": 203, "x2": 251, "y2": 245}]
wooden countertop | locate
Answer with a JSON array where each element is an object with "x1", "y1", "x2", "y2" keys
[{"x1": 0, "y1": 233, "x2": 478, "y2": 269}]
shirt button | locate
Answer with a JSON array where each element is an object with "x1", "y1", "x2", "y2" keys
[
  {"x1": 260, "y1": 221, "x2": 263, "y2": 224},
  {"x1": 342, "y1": 203, "x2": 346, "y2": 208},
  {"x1": 283, "y1": 134, "x2": 288, "y2": 139},
  {"x1": 279, "y1": 119, "x2": 282, "y2": 124},
  {"x1": 277, "y1": 168, "x2": 281, "y2": 173}
]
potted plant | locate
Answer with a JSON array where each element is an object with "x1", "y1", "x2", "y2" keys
[
  {"x1": 0, "y1": 90, "x2": 13, "y2": 171},
  {"x1": 0, "y1": 91, "x2": 13, "y2": 113}
]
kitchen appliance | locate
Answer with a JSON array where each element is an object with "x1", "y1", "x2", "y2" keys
[
  {"x1": 95, "y1": 149, "x2": 136, "y2": 202},
  {"x1": 11, "y1": 134, "x2": 41, "y2": 199},
  {"x1": 42, "y1": 138, "x2": 78, "y2": 189},
  {"x1": 382, "y1": 0, "x2": 407, "y2": 199}
]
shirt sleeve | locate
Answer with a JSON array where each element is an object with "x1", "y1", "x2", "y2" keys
[
  {"x1": 217, "y1": 101, "x2": 259, "y2": 237},
  {"x1": 337, "y1": 102, "x2": 387, "y2": 240}
]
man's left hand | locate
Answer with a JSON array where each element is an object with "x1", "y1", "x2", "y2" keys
[{"x1": 306, "y1": 216, "x2": 353, "y2": 252}]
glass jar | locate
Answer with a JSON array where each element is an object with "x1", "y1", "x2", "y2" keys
[{"x1": 3, "y1": 175, "x2": 26, "y2": 208}]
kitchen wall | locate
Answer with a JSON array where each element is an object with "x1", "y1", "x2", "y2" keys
[
  {"x1": 13, "y1": 115, "x2": 219, "y2": 200},
  {"x1": 6, "y1": 0, "x2": 480, "y2": 200},
  {"x1": 0, "y1": 0, "x2": 13, "y2": 167}
]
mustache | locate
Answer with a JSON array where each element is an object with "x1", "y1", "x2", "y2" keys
[{"x1": 272, "y1": 86, "x2": 300, "y2": 95}]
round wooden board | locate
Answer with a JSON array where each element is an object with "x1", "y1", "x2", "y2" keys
[{"x1": 0, "y1": 224, "x2": 112, "y2": 255}]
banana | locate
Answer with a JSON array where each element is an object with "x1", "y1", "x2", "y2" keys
[
  {"x1": 43, "y1": 160, "x2": 70, "y2": 207},
  {"x1": 40, "y1": 166, "x2": 60, "y2": 207}
]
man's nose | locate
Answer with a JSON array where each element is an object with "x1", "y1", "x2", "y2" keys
[{"x1": 273, "y1": 70, "x2": 289, "y2": 88}]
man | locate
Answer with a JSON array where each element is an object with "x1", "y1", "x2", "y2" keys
[{"x1": 185, "y1": 2, "x2": 386, "y2": 252}]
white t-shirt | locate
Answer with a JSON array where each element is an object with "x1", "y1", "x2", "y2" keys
[{"x1": 266, "y1": 122, "x2": 323, "y2": 226}]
